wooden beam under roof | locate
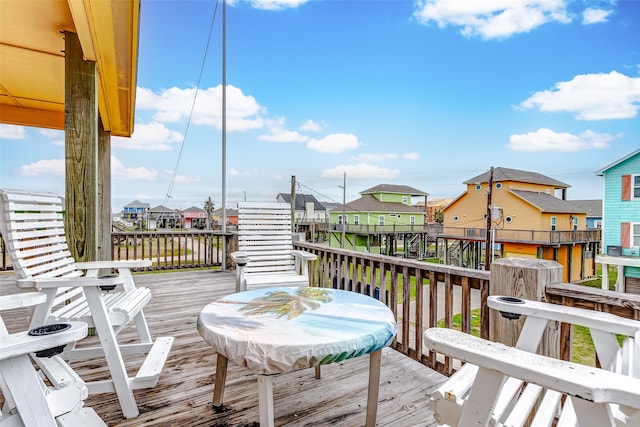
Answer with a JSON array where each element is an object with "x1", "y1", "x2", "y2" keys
[{"x1": 0, "y1": 0, "x2": 139, "y2": 137}]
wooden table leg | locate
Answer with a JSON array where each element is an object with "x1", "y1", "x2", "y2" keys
[
  {"x1": 365, "y1": 349, "x2": 382, "y2": 427},
  {"x1": 258, "y1": 375, "x2": 275, "y2": 427},
  {"x1": 212, "y1": 354, "x2": 228, "y2": 408}
]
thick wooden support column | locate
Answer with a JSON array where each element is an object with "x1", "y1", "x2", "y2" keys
[
  {"x1": 489, "y1": 258, "x2": 563, "y2": 358},
  {"x1": 64, "y1": 31, "x2": 98, "y2": 262},
  {"x1": 97, "y1": 121, "x2": 112, "y2": 263}
]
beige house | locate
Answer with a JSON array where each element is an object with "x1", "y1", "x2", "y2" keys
[{"x1": 443, "y1": 167, "x2": 599, "y2": 282}]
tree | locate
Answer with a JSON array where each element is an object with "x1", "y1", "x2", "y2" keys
[
  {"x1": 433, "y1": 208, "x2": 444, "y2": 224},
  {"x1": 203, "y1": 197, "x2": 215, "y2": 230}
]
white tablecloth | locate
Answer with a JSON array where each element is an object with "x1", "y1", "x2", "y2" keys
[{"x1": 197, "y1": 287, "x2": 398, "y2": 375}]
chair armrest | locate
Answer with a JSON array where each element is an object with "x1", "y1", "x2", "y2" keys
[
  {"x1": 75, "y1": 260, "x2": 151, "y2": 270},
  {"x1": 17, "y1": 276, "x2": 125, "y2": 290},
  {"x1": 290, "y1": 250, "x2": 317, "y2": 261},
  {"x1": 0, "y1": 293, "x2": 47, "y2": 311},
  {"x1": 488, "y1": 295, "x2": 640, "y2": 336},
  {"x1": 230, "y1": 251, "x2": 249, "y2": 266},
  {"x1": 0, "y1": 321, "x2": 87, "y2": 361},
  {"x1": 424, "y1": 328, "x2": 640, "y2": 409}
]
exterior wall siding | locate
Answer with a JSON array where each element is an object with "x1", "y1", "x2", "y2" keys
[
  {"x1": 600, "y1": 152, "x2": 640, "y2": 281},
  {"x1": 601, "y1": 155, "x2": 640, "y2": 250}
]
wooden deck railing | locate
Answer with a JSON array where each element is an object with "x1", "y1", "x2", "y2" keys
[
  {"x1": 330, "y1": 223, "x2": 600, "y2": 245},
  {"x1": 294, "y1": 243, "x2": 640, "y2": 375},
  {"x1": 0, "y1": 231, "x2": 229, "y2": 271},
  {"x1": 111, "y1": 231, "x2": 230, "y2": 270}
]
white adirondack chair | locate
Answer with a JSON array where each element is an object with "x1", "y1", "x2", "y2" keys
[
  {"x1": 230, "y1": 202, "x2": 317, "y2": 292},
  {"x1": 426, "y1": 295, "x2": 640, "y2": 427},
  {"x1": 0, "y1": 292, "x2": 106, "y2": 427},
  {"x1": 0, "y1": 189, "x2": 174, "y2": 419}
]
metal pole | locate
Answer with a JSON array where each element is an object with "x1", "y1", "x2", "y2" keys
[
  {"x1": 290, "y1": 175, "x2": 295, "y2": 232},
  {"x1": 341, "y1": 172, "x2": 346, "y2": 248},
  {"x1": 221, "y1": 0, "x2": 227, "y2": 270},
  {"x1": 484, "y1": 166, "x2": 494, "y2": 271}
]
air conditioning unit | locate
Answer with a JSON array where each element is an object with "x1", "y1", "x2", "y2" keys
[{"x1": 607, "y1": 245, "x2": 622, "y2": 256}]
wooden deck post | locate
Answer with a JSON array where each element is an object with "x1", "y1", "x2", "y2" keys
[
  {"x1": 98, "y1": 121, "x2": 111, "y2": 263},
  {"x1": 64, "y1": 31, "x2": 98, "y2": 262},
  {"x1": 489, "y1": 258, "x2": 563, "y2": 358}
]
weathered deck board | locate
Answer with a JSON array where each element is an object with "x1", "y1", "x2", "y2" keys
[{"x1": 0, "y1": 270, "x2": 445, "y2": 426}]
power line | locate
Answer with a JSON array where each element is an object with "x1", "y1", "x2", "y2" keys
[{"x1": 162, "y1": 0, "x2": 220, "y2": 209}]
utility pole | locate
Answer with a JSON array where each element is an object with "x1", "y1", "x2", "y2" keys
[
  {"x1": 339, "y1": 172, "x2": 346, "y2": 248},
  {"x1": 484, "y1": 166, "x2": 494, "y2": 271},
  {"x1": 290, "y1": 175, "x2": 296, "y2": 232}
]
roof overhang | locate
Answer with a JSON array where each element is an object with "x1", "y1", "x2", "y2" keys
[{"x1": 0, "y1": 0, "x2": 140, "y2": 137}]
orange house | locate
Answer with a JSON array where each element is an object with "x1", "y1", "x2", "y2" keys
[{"x1": 443, "y1": 167, "x2": 600, "y2": 282}]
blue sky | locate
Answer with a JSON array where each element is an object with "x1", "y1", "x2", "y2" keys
[{"x1": 1, "y1": 0, "x2": 639, "y2": 211}]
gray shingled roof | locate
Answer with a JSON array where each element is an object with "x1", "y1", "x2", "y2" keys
[
  {"x1": 568, "y1": 199, "x2": 602, "y2": 217},
  {"x1": 464, "y1": 167, "x2": 570, "y2": 189},
  {"x1": 510, "y1": 190, "x2": 586, "y2": 214},
  {"x1": 183, "y1": 206, "x2": 205, "y2": 213},
  {"x1": 124, "y1": 200, "x2": 150, "y2": 208},
  {"x1": 149, "y1": 205, "x2": 178, "y2": 213},
  {"x1": 277, "y1": 193, "x2": 326, "y2": 211},
  {"x1": 339, "y1": 194, "x2": 426, "y2": 214},
  {"x1": 360, "y1": 184, "x2": 429, "y2": 197}
]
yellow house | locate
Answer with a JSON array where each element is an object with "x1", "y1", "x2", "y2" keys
[{"x1": 443, "y1": 167, "x2": 600, "y2": 282}]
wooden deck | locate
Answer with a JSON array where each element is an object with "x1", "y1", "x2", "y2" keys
[{"x1": 0, "y1": 270, "x2": 446, "y2": 426}]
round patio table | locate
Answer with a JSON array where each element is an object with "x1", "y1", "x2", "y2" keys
[{"x1": 197, "y1": 286, "x2": 397, "y2": 427}]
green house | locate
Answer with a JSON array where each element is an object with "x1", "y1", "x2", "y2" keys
[{"x1": 329, "y1": 184, "x2": 428, "y2": 252}]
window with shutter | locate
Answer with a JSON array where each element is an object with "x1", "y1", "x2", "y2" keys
[
  {"x1": 622, "y1": 175, "x2": 631, "y2": 200},
  {"x1": 621, "y1": 222, "x2": 630, "y2": 247}
]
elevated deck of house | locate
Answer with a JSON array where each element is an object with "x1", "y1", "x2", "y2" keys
[{"x1": 0, "y1": 270, "x2": 445, "y2": 426}]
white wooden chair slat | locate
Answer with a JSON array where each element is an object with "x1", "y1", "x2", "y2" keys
[
  {"x1": 426, "y1": 295, "x2": 640, "y2": 426},
  {"x1": 502, "y1": 383, "x2": 544, "y2": 427},
  {"x1": 231, "y1": 201, "x2": 317, "y2": 292},
  {"x1": 0, "y1": 188, "x2": 174, "y2": 419},
  {"x1": 530, "y1": 390, "x2": 562, "y2": 427},
  {"x1": 4, "y1": 236, "x2": 67, "y2": 251},
  {"x1": 11, "y1": 243, "x2": 70, "y2": 259}
]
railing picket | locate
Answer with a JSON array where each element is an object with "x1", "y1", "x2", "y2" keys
[
  {"x1": 415, "y1": 269, "x2": 424, "y2": 361},
  {"x1": 461, "y1": 276, "x2": 470, "y2": 334}
]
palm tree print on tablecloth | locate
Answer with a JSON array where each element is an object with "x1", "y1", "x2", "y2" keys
[{"x1": 238, "y1": 288, "x2": 332, "y2": 320}]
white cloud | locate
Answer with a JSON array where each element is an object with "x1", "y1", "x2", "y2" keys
[
  {"x1": 299, "y1": 119, "x2": 323, "y2": 132},
  {"x1": 582, "y1": 8, "x2": 612, "y2": 25},
  {"x1": 137, "y1": 85, "x2": 265, "y2": 131},
  {"x1": 163, "y1": 170, "x2": 201, "y2": 184},
  {"x1": 353, "y1": 153, "x2": 399, "y2": 162},
  {"x1": 0, "y1": 124, "x2": 27, "y2": 139},
  {"x1": 258, "y1": 127, "x2": 309, "y2": 143},
  {"x1": 519, "y1": 71, "x2": 640, "y2": 120},
  {"x1": 307, "y1": 133, "x2": 361, "y2": 154},
  {"x1": 413, "y1": 0, "x2": 571, "y2": 40},
  {"x1": 112, "y1": 156, "x2": 158, "y2": 181},
  {"x1": 321, "y1": 163, "x2": 401, "y2": 179},
  {"x1": 403, "y1": 152, "x2": 420, "y2": 160},
  {"x1": 245, "y1": 0, "x2": 309, "y2": 10},
  {"x1": 33, "y1": 129, "x2": 64, "y2": 146},
  {"x1": 229, "y1": 168, "x2": 240, "y2": 176},
  {"x1": 19, "y1": 159, "x2": 65, "y2": 176},
  {"x1": 507, "y1": 128, "x2": 615, "y2": 152},
  {"x1": 113, "y1": 122, "x2": 183, "y2": 151}
]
